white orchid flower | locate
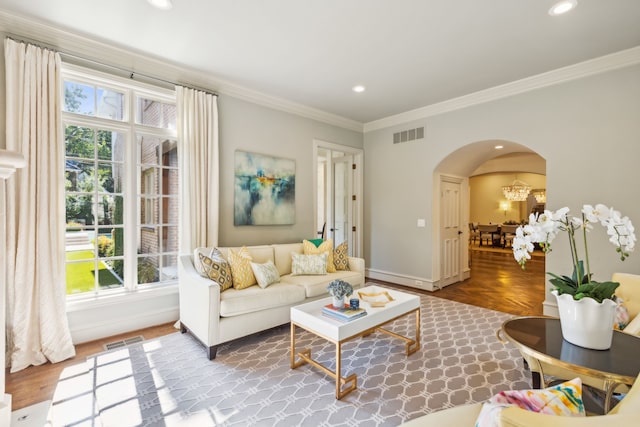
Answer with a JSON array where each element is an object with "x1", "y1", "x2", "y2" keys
[{"x1": 513, "y1": 204, "x2": 636, "y2": 270}]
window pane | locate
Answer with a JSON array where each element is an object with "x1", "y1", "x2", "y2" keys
[
  {"x1": 71, "y1": 161, "x2": 95, "y2": 192},
  {"x1": 140, "y1": 196, "x2": 158, "y2": 226},
  {"x1": 96, "y1": 130, "x2": 125, "y2": 161},
  {"x1": 96, "y1": 232, "x2": 114, "y2": 258},
  {"x1": 161, "y1": 196, "x2": 178, "y2": 225},
  {"x1": 161, "y1": 254, "x2": 178, "y2": 281},
  {"x1": 138, "y1": 256, "x2": 159, "y2": 284},
  {"x1": 65, "y1": 125, "x2": 95, "y2": 158},
  {"x1": 161, "y1": 226, "x2": 178, "y2": 252},
  {"x1": 63, "y1": 81, "x2": 125, "y2": 121},
  {"x1": 139, "y1": 136, "x2": 160, "y2": 166},
  {"x1": 66, "y1": 261, "x2": 96, "y2": 294},
  {"x1": 65, "y1": 241, "x2": 94, "y2": 259},
  {"x1": 96, "y1": 88, "x2": 124, "y2": 121},
  {"x1": 64, "y1": 82, "x2": 95, "y2": 115},
  {"x1": 136, "y1": 98, "x2": 176, "y2": 129},
  {"x1": 97, "y1": 194, "x2": 122, "y2": 225},
  {"x1": 66, "y1": 194, "x2": 95, "y2": 226},
  {"x1": 105, "y1": 259, "x2": 125, "y2": 288},
  {"x1": 139, "y1": 226, "x2": 160, "y2": 255}
]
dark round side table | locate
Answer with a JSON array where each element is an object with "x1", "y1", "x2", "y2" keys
[{"x1": 500, "y1": 316, "x2": 640, "y2": 413}]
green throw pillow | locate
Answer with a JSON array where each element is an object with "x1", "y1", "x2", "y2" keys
[{"x1": 306, "y1": 238, "x2": 324, "y2": 248}]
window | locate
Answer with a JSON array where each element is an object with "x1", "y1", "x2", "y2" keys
[{"x1": 63, "y1": 65, "x2": 178, "y2": 297}]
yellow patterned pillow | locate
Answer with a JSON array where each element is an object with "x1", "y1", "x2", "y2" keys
[
  {"x1": 333, "y1": 241, "x2": 350, "y2": 271},
  {"x1": 198, "y1": 251, "x2": 233, "y2": 292},
  {"x1": 303, "y1": 239, "x2": 336, "y2": 273},
  {"x1": 228, "y1": 247, "x2": 257, "y2": 290}
]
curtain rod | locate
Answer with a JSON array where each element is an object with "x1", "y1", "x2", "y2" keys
[{"x1": 6, "y1": 35, "x2": 218, "y2": 97}]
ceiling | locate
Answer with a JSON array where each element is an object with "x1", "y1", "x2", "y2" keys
[{"x1": 1, "y1": 0, "x2": 640, "y2": 124}]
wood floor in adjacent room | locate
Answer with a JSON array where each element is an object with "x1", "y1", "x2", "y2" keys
[{"x1": 6, "y1": 249, "x2": 545, "y2": 412}]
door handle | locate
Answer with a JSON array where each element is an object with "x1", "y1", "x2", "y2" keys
[{"x1": 458, "y1": 230, "x2": 463, "y2": 235}]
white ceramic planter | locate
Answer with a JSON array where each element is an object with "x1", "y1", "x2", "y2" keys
[
  {"x1": 552, "y1": 290, "x2": 617, "y2": 350},
  {"x1": 332, "y1": 296, "x2": 344, "y2": 309}
]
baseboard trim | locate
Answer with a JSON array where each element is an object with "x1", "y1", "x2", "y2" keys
[
  {"x1": 70, "y1": 307, "x2": 179, "y2": 344},
  {"x1": 543, "y1": 299, "x2": 559, "y2": 317},
  {"x1": 366, "y1": 268, "x2": 439, "y2": 291}
]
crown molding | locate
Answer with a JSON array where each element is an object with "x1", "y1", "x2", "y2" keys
[
  {"x1": 0, "y1": 10, "x2": 363, "y2": 133},
  {"x1": 2, "y1": 9, "x2": 638, "y2": 136},
  {"x1": 364, "y1": 45, "x2": 640, "y2": 133}
]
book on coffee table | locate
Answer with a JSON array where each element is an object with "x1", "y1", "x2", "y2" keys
[{"x1": 322, "y1": 304, "x2": 367, "y2": 321}]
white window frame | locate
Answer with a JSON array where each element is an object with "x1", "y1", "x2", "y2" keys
[{"x1": 62, "y1": 63, "x2": 178, "y2": 304}]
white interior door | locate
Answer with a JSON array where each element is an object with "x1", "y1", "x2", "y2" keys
[
  {"x1": 314, "y1": 141, "x2": 362, "y2": 257},
  {"x1": 331, "y1": 155, "x2": 353, "y2": 250},
  {"x1": 440, "y1": 177, "x2": 463, "y2": 287}
]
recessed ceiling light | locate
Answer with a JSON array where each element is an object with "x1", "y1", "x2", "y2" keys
[
  {"x1": 495, "y1": 145, "x2": 504, "y2": 149},
  {"x1": 549, "y1": 0, "x2": 577, "y2": 16},
  {"x1": 147, "y1": 0, "x2": 173, "y2": 10},
  {"x1": 352, "y1": 85, "x2": 366, "y2": 93}
]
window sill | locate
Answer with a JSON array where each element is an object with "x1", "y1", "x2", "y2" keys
[{"x1": 66, "y1": 282, "x2": 178, "y2": 312}]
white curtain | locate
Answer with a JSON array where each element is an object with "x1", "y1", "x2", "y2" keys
[
  {"x1": 4, "y1": 38, "x2": 75, "y2": 372},
  {"x1": 177, "y1": 86, "x2": 219, "y2": 252}
]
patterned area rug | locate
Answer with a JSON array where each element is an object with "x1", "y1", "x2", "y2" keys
[{"x1": 49, "y1": 288, "x2": 530, "y2": 426}]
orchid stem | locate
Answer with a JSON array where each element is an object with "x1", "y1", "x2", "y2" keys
[
  {"x1": 582, "y1": 213, "x2": 591, "y2": 283},
  {"x1": 566, "y1": 218, "x2": 582, "y2": 285}
]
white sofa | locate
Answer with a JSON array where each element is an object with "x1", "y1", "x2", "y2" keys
[{"x1": 178, "y1": 242, "x2": 365, "y2": 359}]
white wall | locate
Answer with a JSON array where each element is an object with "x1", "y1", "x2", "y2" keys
[
  {"x1": 365, "y1": 64, "x2": 640, "y2": 313},
  {"x1": 217, "y1": 94, "x2": 362, "y2": 247}
]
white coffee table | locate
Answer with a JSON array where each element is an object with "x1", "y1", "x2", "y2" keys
[{"x1": 290, "y1": 285, "x2": 421, "y2": 399}]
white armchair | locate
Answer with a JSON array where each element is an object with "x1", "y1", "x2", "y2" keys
[{"x1": 401, "y1": 372, "x2": 640, "y2": 426}]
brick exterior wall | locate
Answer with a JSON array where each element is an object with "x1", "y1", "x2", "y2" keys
[{"x1": 138, "y1": 99, "x2": 178, "y2": 279}]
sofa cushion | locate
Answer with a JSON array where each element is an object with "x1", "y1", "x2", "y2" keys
[
  {"x1": 281, "y1": 270, "x2": 364, "y2": 298},
  {"x1": 273, "y1": 243, "x2": 303, "y2": 276},
  {"x1": 228, "y1": 247, "x2": 257, "y2": 290},
  {"x1": 333, "y1": 241, "x2": 350, "y2": 271},
  {"x1": 217, "y1": 245, "x2": 275, "y2": 264},
  {"x1": 198, "y1": 251, "x2": 233, "y2": 291},
  {"x1": 303, "y1": 239, "x2": 336, "y2": 273},
  {"x1": 219, "y1": 282, "x2": 306, "y2": 317},
  {"x1": 291, "y1": 253, "x2": 328, "y2": 275},
  {"x1": 250, "y1": 260, "x2": 280, "y2": 289}
]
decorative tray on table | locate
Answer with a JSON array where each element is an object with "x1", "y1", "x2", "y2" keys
[{"x1": 357, "y1": 290, "x2": 395, "y2": 307}]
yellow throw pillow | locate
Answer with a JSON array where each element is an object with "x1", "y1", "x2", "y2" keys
[
  {"x1": 303, "y1": 239, "x2": 336, "y2": 273},
  {"x1": 333, "y1": 241, "x2": 350, "y2": 271},
  {"x1": 228, "y1": 247, "x2": 257, "y2": 290}
]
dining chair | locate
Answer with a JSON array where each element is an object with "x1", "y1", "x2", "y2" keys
[
  {"x1": 501, "y1": 224, "x2": 519, "y2": 248},
  {"x1": 478, "y1": 224, "x2": 498, "y2": 246},
  {"x1": 468, "y1": 222, "x2": 479, "y2": 244}
]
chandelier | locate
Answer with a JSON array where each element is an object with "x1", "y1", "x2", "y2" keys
[
  {"x1": 532, "y1": 189, "x2": 546, "y2": 204},
  {"x1": 502, "y1": 179, "x2": 531, "y2": 201}
]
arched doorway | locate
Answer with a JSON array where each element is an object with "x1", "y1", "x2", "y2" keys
[{"x1": 432, "y1": 139, "x2": 546, "y2": 313}]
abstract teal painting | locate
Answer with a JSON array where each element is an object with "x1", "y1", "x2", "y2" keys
[{"x1": 234, "y1": 151, "x2": 295, "y2": 225}]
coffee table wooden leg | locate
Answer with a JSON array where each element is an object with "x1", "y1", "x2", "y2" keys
[
  {"x1": 375, "y1": 308, "x2": 421, "y2": 355},
  {"x1": 335, "y1": 341, "x2": 357, "y2": 400},
  {"x1": 290, "y1": 322, "x2": 310, "y2": 369}
]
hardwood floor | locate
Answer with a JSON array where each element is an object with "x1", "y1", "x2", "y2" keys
[{"x1": 6, "y1": 249, "x2": 545, "y2": 412}]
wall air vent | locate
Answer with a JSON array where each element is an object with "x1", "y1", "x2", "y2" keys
[{"x1": 393, "y1": 126, "x2": 424, "y2": 144}]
